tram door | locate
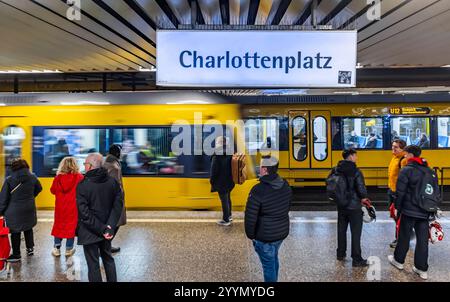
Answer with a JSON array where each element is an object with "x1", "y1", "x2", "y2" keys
[
  {"x1": 0, "y1": 118, "x2": 27, "y2": 185},
  {"x1": 289, "y1": 111, "x2": 332, "y2": 169}
]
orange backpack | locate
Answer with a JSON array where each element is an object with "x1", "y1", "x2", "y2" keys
[{"x1": 231, "y1": 153, "x2": 247, "y2": 185}]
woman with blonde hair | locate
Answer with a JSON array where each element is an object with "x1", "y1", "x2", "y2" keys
[{"x1": 50, "y1": 157, "x2": 83, "y2": 257}]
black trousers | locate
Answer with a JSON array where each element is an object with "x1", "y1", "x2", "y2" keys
[
  {"x1": 394, "y1": 214, "x2": 429, "y2": 271},
  {"x1": 218, "y1": 192, "x2": 232, "y2": 222},
  {"x1": 337, "y1": 209, "x2": 363, "y2": 261},
  {"x1": 388, "y1": 189, "x2": 399, "y2": 239},
  {"x1": 11, "y1": 229, "x2": 34, "y2": 256},
  {"x1": 83, "y1": 240, "x2": 117, "y2": 282}
]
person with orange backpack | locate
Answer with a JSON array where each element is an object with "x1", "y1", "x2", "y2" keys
[{"x1": 210, "y1": 136, "x2": 235, "y2": 226}]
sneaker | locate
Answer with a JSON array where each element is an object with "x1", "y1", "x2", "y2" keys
[
  {"x1": 390, "y1": 239, "x2": 397, "y2": 248},
  {"x1": 51, "y1": 248, "x2": 61, "y2": 257},
  {"x1": 26, "y1": 248, "x2": 34, "y2": 256},
  {"x1": 352, "y1": 259, "x2": 369, "y2": 267},
  {"x1": 388, "y1": 255, "x2": 404, "y2": 270},
  {"x1": 412, "y1": 266, "x2": 428, "y2": 280},
  {"x1": 7, "y1": 254, "x2": 21, "y2": 262},
  {"x1": 65, "y1": 248, "x2": 76, "y2": 257},
  {"x1": 337, "y1": 256, "x2": 346, "y2": 261},
  {"x1": 216, "y1": 220, "x2": 231, "y2": 226}
]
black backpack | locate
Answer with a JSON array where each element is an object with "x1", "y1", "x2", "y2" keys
[
  {"x1": 412, "y1": 165, "x2": 441, "y2": 213},
  {"x1": 326, "y1": 168, "x2": 351, "y2": 208}
]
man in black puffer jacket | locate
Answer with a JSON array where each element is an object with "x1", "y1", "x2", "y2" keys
[
  {"x1": 335, "y1": 149, "x2": 370, "y2": 267},
  {"x1": 245, "y1": 156, "x2": 292, "y2": 282},
  {"x1": 388, "y1": 145, "x2": 436, "y2": 280},
  {"x1": 77, "y1": 153, "x2": 123, "y2": 282}
]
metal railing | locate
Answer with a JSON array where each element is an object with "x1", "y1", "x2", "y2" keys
[{"x1": 433, "y1": 167, "x2": 450, "y2": 202}]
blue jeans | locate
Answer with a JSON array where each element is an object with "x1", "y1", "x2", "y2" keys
[
  {"x1": 253, "y1": 239, "x2": 283, "y2": 282},
  {"x1": 54, "y1": 237, "x2": 75, "y2": 249}
]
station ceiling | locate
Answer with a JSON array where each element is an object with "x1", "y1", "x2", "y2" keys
[{"x1": 0, "y1": 0, "x2": 449, "y2": 73}]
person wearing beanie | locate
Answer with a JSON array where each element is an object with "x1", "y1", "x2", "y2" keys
[{"x1": 103, "y1": 144, "x2": 126, "y2": 254}]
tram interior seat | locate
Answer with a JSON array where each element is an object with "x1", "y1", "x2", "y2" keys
[
  {"x1": 376, "y1": 139, "x2": 382, "y2": 148},
  {"x1": 357, "y1": 136, "x2": 367, "y2": 148},
  {"x1": 438, "y1": 135, "x2": 449, "y2": 147}
]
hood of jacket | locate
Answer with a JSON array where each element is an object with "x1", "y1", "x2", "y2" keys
[
  {"x1": 259, "y1": 173, "x2": 285, "y2": 190},
  {"x1": 58, "y1": 173, "x2": 82, "y2": 193},
  {"x1": 336, "y1": 160, "x2": 357, "y2": 177},
  {"x1": 84, "y1": 167, "x2": 109, "y2": 183},
  {"x1": 105, "y1": 154, "x2": 120, "y2": 164},
  {"x1": 408, "y1": 157, "x2": 428, "y2": 167},
  {"x1": 10, "y1": 168, "x2": 33, "y2": 183}
]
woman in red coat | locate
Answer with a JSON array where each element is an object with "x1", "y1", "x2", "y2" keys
[{"x1": 50, "y1": 157, "x2": 83, "y2": 257}]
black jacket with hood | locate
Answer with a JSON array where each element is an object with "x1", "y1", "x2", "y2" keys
[
  {"x1": 245, "y1": 173, "x2": 292, "y2": 243},
  {"x1": 335, "y1": 160, "x2": 368, "y2": 210},
  {"x1": 0, "y1": 168, "x2": 42, "y2": 233},
  {"x1": 395, "y1": 157, "x2": 435, "y2": 220},
  {"x1": 103, "y1": 154, "x2": 127, "y2": 226},
  {"x1": 76, "y1": 167, "x2": 124, "y2": 246},
  {"x1": 210, "y1": 154, "x2": 235, "y2": 194}
]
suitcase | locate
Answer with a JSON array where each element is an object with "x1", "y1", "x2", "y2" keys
[{"x1": 0, "y1": 217, "x2": 10, "y2": 272}]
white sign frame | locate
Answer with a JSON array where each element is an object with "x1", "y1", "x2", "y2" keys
[{"x1": 156, "y1": 30, "x2": 357, "y2": 88}]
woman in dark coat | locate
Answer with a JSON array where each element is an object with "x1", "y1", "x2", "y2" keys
[
  {"x1": 210, "y1": 136, "x2": 235, "y2": 226},
  {"x1": 0, "y1": 159, "x2": 42, "y2": 262}
]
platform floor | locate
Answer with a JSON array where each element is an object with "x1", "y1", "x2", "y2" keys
[{"x1": 1, "y1": 211, "x2": 450, "y2": 282}]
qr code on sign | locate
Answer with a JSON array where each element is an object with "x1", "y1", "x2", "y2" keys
[{"x1": 338, "y1": 71, "x2": 352, "y2": 84}]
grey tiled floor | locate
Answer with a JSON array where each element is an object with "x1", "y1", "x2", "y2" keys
[{"x1": 1, "y1": 211, "x2": 450, "y2": 282}]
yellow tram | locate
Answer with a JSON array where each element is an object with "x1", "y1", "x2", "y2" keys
[{"x1": 1, "y1": 92, "x2": 450, "y2": 209}]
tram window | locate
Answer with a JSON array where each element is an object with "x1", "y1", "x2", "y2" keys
[
  {"x1": 113, "y1": 128, "x2": 183, "y2": 176},
  {"x1": 437, "y1": 117, "x2": 450, "y2": 148},
  {"x1": 245, "y1": 118, "x2": 279, "y2": 152},
  {"x1": 342, "y1": 118, "x2": 383, "y2": 149},
  {"x1": 43, "y1": 128, "x2": 108, "y2": 174},
  {"x1": 313, "y1": 116, "x2": 327, "y2": 161},
  {"x1": 331, "y1": 118, "x2": 342, "y2": 150},
  {"x1": 390, "y1": 117, "x2": 430, "y2": 149},
  {"x1": 292, "y1": 117, "x2": 307, "y2": 161},
  {"x1": 2, "y1": 126, "x2": 25, "y2": 177}
]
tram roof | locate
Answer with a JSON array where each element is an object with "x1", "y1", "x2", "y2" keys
[{"x1": 1, "y1": 90, "x2": 450, "y2": 106}]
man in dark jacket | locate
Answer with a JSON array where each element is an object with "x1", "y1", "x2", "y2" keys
[
  {"x1": 0, "y1": 159, "x2": 42, "y2": 262},
  {"x1": 335, "y1": 149, "x2": 370, "y2": 267},
  {"x1": 77, "y1": 153, "x2": 123, "y2": 282},
  {"x1": 210, "y1": 136, "x2": 235, "y2": 226},
  {"x1": 103, "y1": 144, "x2": 126, "y2": 254},
  {"x1": 388, "y1": 145, "x2": 435, "y2": 280},
  {"x1": 245, "y1": 156, "x2": 292, "y2": 282}
]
